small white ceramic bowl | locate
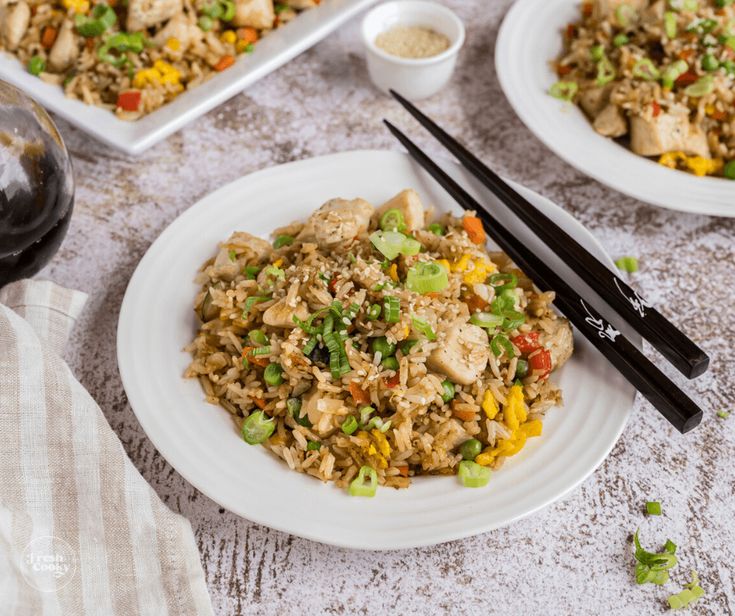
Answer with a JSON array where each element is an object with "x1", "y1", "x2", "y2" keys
[{"x1": 362, "y1": 1, "x2": 465, "y2": 99}]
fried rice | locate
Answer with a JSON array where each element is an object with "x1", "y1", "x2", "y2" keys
[
  {"x1": 0, "y1": 0, "x2": 317, "y2": 118},
  {"x1": 553, "y1": 0, "x2": 735, "y2": 178},
  {"x1": 185, "y1": 190, "x2": 574, "y2": 494}
]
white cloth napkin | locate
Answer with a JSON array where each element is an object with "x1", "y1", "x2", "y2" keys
[{"x1": 0, "y1": 280, "x2": 213, "y2": 616}]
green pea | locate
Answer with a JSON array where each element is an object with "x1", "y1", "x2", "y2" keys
[
  {"x1": 515, "y1": 358, "x2": 529, "y2": 378},
  {"x1": 241, "y1": 411, "x2": 275, "y2": 444},
  {"x1": 197, "y1": 15, "x2": 213, "y2": 31},
  {"x1": 702, "y1": 54, "x2": 719, "y2": 71},
  {"x1": 27, "y1": 56, "x2": 46, "y2": 76},
  {"x1": 382, "y1": 356, "x2": 399, "y2": 371},
  {"x1": 459, "y1": 439, "x2": 482, "y2": 461},
  {"x1": 263, "y1": 363, "x2": 283, "y2": 386},
  {"x1": 371, "y1": 336, "x2": 396, "y2": 358},
  {"x1": 613, "y1": 34, "x2": 629, "y2": 47},
  {"x1": 724, "y1": 160, "x2": 735, "y2": 179},
  {"x1": 440, "y1": 379, "x2": 455, "y2": 403},
  {"x1": 427, "y1": 223, "x2": 444, "y2": 235},
  {"x1": 248, "y1": 329, "x2": 268, "y2": 345},
  {"x1": 306, "y1": 441, "x2": 321, "y2": 451},
  {"x1": 590, "y1": 44, "x2": 605, "y2": 61}
]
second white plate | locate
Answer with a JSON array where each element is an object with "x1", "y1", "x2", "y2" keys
[
  {"x1": 496, "y1": 0, "x2": 735, "y2": 217},
  {"x1": 117, "y1": 150, "x2": 636, "y2": 549}
]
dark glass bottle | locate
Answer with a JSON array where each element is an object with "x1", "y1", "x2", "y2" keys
[{"x1": 0, "y1": 80, "x2": 74, "y2": 287}]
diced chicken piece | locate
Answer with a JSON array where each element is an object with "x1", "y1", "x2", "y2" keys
[
  {"x1": 1, "y1": 1, "x2": 31, "y2": 51},
  {"x1": 211, "y1": 231, "x2": 272, "y2": 280},
  {"x1": 427, "y1": 321, "x2": 490, "y2": 385},
  {"x1": 593, "y1": 104, "x2": 628, "y2": 137},
  {"x1": 374, "y1": 188, "x2": 426, "y2": 232},
  {"x1": 641, "y1": 0, "x2": 664, "y2": 24},
  {"x1": 578, "y1": 84, "x2": 613, "y2": 119},
  {"x1": 48, "y1": 20, "x2": 78, "y2": 72},
  {"x1": 301, "y1": 387, "x2": 343, "y2": 436},
  {"x1": 630, "y1": 112, "x2": 710, "y2": 158},
  {"x1": 299, "y1": 198, "x2": 374, "y2": 250},
  {"x1": 593, "y1": 0, "x2": 647, "y2": 21},
  {"x1": 153, "y1": 14, "x2": 203, "y2": 52},
  {"x1": 435, "y1": 418, "x2": 470, "y2": 452},
  {"x1": 539, "y1": 318, "x2": 574, "y2": 370},
  {"x1": 233, "y1": 0, "x2": 274, "y2": 29},
  {"x1": 262, "y1": 281, "x2": 309, "y2": 328},
  {"x1": 285, "y1": 0, "x2": 316, "y2": 7},
  {"x1": 127, "y1": 0, "x2": 182, "y2": 32}
]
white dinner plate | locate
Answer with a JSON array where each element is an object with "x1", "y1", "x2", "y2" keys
[
  {"x1": 0, "y1": 0, "x2": 375, "y2": 155},
  {"x1": 496, "y1": 0, "x2": 735, "y2": 217},
  {"x1": 117, "y1": 150, "x2": 636, "y2": 549}
]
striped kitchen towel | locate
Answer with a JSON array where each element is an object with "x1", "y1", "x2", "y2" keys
[{"x1": 0, "y1": 280, "x2": 213, "y2": 616}]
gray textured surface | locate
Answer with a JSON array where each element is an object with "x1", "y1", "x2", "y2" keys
[{"x1": 37, "y1": 0, "x2": 734, "y2": 614}]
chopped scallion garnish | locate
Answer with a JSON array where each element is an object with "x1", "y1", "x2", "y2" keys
[
  {"x1": 646, "y1": 501, "x2": 662, "y2": 516},
  {"x1": 410, "y1": 315, "x2": 436, "y2": 341},
  {"x1": 668, "y1": 571, "x2": 705, "y2": 610},
  {"x1": 457, "y1": 461, "x2": 491, "y2": 487},
  {"x1": 348, "y1": 466, "x2": 378, "y2": 497},
  {"x1": 379, "y1": 208, "x2": 406, "y2": 232},
  {"x1": 615, "y1": 256, "x2": 639, "y2": 273},
  {"x1": 383, "y1": 296, "x2": 400, "y2": 323},
  {"x1": 341, "y1": 415, "x2": 358, "y2": 435}
]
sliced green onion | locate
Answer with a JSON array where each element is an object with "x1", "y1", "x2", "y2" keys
[
  {"x1": 440, "y1": 379, "x2": 455, "y2": 403},
  {"x1": 661, "y1": 59, "x2": 688, "y2": 88},
  {"x1": 75, "y1": 3, "x2": 117, "y2": 37},
  {"x1": 243, "y1": 295, "x2": 270, "y2": 315},
  {"x1": 274, "y1": 2, "x2": 289, "y2": 13},
  {"x1": 633, "y1": 529, "x2": 679, "y2": 586},
  {"x1": 664, "y1": 539, "x2": 677, "y2": 553},
  {"x1": 263, "y1": 363, "x2": 283, "y2": 386},
  {"x1": 302, "y1": 336, "x2": 317, "y2": 356},
  {"x1": 306, "y1": 441, "x2": 321, "y2": 451},
  {"x1": 684, "y1": 74, "x2": 714, "y2": 97},
  {"x1": 379, "y1": 208, "x2": 406, "y2": 232},
  {"x1": 615, "y1": 3, "x2": 637, "y2": 27},
  {"x1": 515, "y1": 358, "x2": 529, "y2": 378},
  {"x1": 250, "y1": 345, "x2": 272, "y2": 356},
  {"x1": 228, "y1": 249, "x2": 237, "y2": 262},
  {"x1": 348, "y1": 466, "x2": 378, "y2": 497},
  {"x1": 469, "y1": 311, "x2": 505, "y2": 330},
  {"x1": 248, "y1": 329, "x2": 268, "y2": 345},
  {"x1": 241, "y1": 411, "x2": 275, "y2": 444},
  {"x1": 366, "y1": 303, "x2": 381, "y2": 320},
  {"x1": 613, "y1": 33, "x2": 629, "y2": 47},
  {"x1": 201, "y1": 1, "x2": 224, "y2": 17},
  {"x1": 702, "y1": 54, "x2": 719, "y2": 71},
  {"x1": 364, "y1": 416, "x2": 390, "y2": 431},
  {"x1": 615, "y1": 256, "x2": 639, "y2": 272},
  {"x1": 723, "y1": 161, "x2": 735, "y2": 179},
  {"x1": 263, "y1": 265, "x2": 285, "y2": 281},
  {"x1": 668, "y1": 571, "x2": 705, "y2": 610},
  {"x1": 549, "y1": 80, "x2": 578, "y2": 101},
  {"x1": 293, "y1": 307, "x2": 328, "y2": 335},
  {"x1": 359, "y1": 406, "x2": 375, "y2": 424},
  {"x1": 383, "y1": 296, "x2": 400, "y2": 323},
  {"x1": 322, "y1": 313, "x2": 334, "y2": 336},
  {"x1": 491, "y1": 334, "x2": 515, "y2": 358},
  {"x1": 273, "y1": 234, "x2": 294, "y2": 249},
  {"x1": 668, "y1": 0, "x2": 697, "y2": 10},
  {"x1": 371, "y1": 336, "x2": 396, "y2": 358},
  {"x1": 369, "y1": 230, "x2": 420, "y2": 260},
  {"x1": 457, "y1": 461, "x2": 491, "y2": 488},
  {"x1": 427, "y1": 222, "x2": 444, "y2": 235},
  {"x1": 664, "y1": 11, "x2": 678, "y2": 37},
  {"x1": 243, "y1": 265, "x2": 260, "y2": 279},
  {"x1": 197, "y1": 15, "x2": 213, "y2": 31},
  {"x1": 405, "y1": 261, "x2": 449, "y2": 294},
  {"x1": 590, "y1": 44, "x2": 605, "y2": 61},
  {"x1": 341, "y1": 415, "x2": 359, "y2": 435},
  {"x1": 502, "y1": 310, "x2": 526, "y2": 331},
  {"x1": 596, "y1": 55, "x2": 616, "y2": 85},
  {"x1": 98, "y1": 32, "x2": 146, "y2": 66},
  {"x1": 716, "y1": 409, "x2": 730, "y2": 419},
  {"x1": 488, "y1": 271, "x2": 518, "y2": 293},
  {"x1": 632, "y1": 58, "x2": 660, "y2": 81},
  {"x1": 221, "y1": 0, "x2": 235, "y2": 20},
  {"x1": 646, "y1": 501, "x2": 662, "y2": 515},
  {"x1": 410, "y1": 315, "x2": 436, "y2": 341},
  {"x1": 27, "y1": 56, "x2": 46, "y2": 76}
]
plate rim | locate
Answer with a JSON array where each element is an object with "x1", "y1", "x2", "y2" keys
[
  {"x1": 495, "y1": 0, "x2": 735, "y2": 218},
  {"x1": 117, "y1": 149, "x2": 636, "y2": 549}
]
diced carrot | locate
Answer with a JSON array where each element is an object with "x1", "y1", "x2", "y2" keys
[
  {"x1": 116, "y1": 90, "x2": 141, "y2": 112},
  {"x1": 396, "y1": 465, "x2": 409, "y2": 478},
  {"x1": 710, "y1": 109, "x2": 727, "y2": 121},
  {"x1": 465, "y1": 293, "x2": 488, "y2": 313},
  {"x1": 651, "y1": 100, "x2": 661, "y2": 118},
  {"x1": 677, "y1": 49, "x2": 695, "y2": 61},
  {"x1": 328, "y1": 274, "x2": 338, "y2": 294},
  {"x1": 452, "y1": 408, "x2": 477, "y2": 422},
  {"x1": 462, "y1": 215, "x2": 486, "y2": 245},
  {"x1": 253, "y1": 397, "x2": 266, "y2": 409},
  {"x1": 581, "y1": 2, "x2": 592, "y2": 16},
  {"x1": 424, "y1": 291, "x2": 441, "y2": 299},
  {"x1": 214, "y1": 55, "x2": 235, "y2": 72},
  {"x1": 565, "y1": 23, "x2": 576, "y2": 39},
  {"x1": 41, "y1": 26, "x2": 57, "y2": 50},
  {"x1": 237, "y1": 27, "x2": 259, "y2": 44},
  {"x1": 675, "y1": 70, "x2": 698, "y2": 87},
  {"x1": 242, "y1": 346, "x2": 269, "y2": 367},
  {"x1": 349, "y1": 381, "x2": 371, "y2": 405}
]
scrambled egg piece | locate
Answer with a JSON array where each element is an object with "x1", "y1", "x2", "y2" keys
[
  {"x1": 658, "y1": 151, "x2": 723, "y2": 177},
  {"x1": 133, "y1": 60, "x2": 182, "y2": 89},
  {"x1": 451, "y1": 254, "x2": 498, "y2": 285},
  {"x1": 359, "y1": 429, "x2": 392, "y2": 469},
  {"x1": 476, "y1": 385, "x2": 542, "y2": 466},
  {"x1": 62, "y1": 0, "x2": 89, "y2": 13}
]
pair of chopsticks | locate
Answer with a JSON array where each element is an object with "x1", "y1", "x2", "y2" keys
[{"x1": 385, "y1": 90, "x2": 708, "y2": 434}]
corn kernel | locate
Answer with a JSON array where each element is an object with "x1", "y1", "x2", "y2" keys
[
  {"x1": 220, "y1": 30, "x2": 237, "y2": 44},
  {"x1": 273, "y1": 258, "x2": 283, "y2": 267},
  {"x1": 165, "y1": 37, "x2": 181, "y2": 51},
  {"x1": 62, "y1": 0, "x2": 89, "y2": 13},
  {"x1": 388, "y1": 263, "x2": 398, "y2": 282}
]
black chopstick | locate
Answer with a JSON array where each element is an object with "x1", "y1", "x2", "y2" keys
[
  {"x1": 384, "y1": 120, "x2": 703, "y2": 434},
  {"x1": 389, "y1": 90, "x2": 709, "y2": 381}
]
